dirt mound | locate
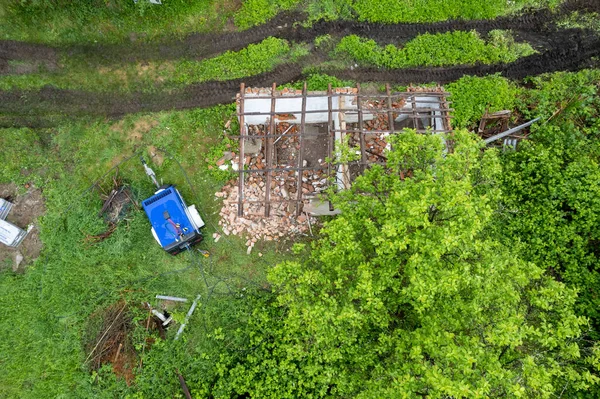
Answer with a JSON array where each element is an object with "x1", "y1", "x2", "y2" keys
[{"x1": 0, "y1": 183, "x2": 45, "y2": 272}]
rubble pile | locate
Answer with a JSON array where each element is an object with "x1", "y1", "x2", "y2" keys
[
  {"x1": 214, "y1": 120, "x2": 329, "y2": 252},
  {"x1": 215, "y1": 178, "x2": 316, "y2": 254}
]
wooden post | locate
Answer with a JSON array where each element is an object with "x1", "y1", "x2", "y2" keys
[
  {"x1": 356, "y1": 83, "x2": 367, "y2": 172},
  {"x1": 385, "y1": 83, "x2": 395, "y2": 135},
  {"x1": 177, "y1": 370, "x2": 193, "y2": 399}
]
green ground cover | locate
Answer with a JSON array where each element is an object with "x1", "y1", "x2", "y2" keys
[
  {"x1": 0, "y1": 0, "x2": 563, "y2": 45},
  {"x1": 0, "y1": 37, "x2": 305, "y2": 93},
  {"x1": 2, "y1": 70, "x2": 600, "y2": 398},
  {"x1": 0, "y1": 0, "x2": 237, "y2": 45},
  {"x1": 236, "y1": 0, "x2": 563, "y2": 28},
  {"x1": 0, "y1": 106, "x2": 304, "y2": 398},
  {"x1": 334, "y1": 31, "x2": 536, "y2": 69}
]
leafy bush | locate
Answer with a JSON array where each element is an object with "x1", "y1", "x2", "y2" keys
[
  {"x1": 446, "y1": 74, "x2": 520, "y2": 129},
  {"x1": 334, "y1": 31, "x2": 536, "y2": 69},
  {"x1": 352, "y1": 0, "x2": 562, "y2": 23},
  {"x1": 234, "y1": 0, "x2": 300, "y2": 29},
  {"x1": 497, "y1": 70, "x2": 600, "y2": 338},
  {"x1": 172, "y1": 37, "x2": 291, "y2": 84}
]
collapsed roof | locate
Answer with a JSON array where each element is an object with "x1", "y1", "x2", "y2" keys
[{"x1": 234, "y1": 83, "x2": 453, "y2": 218}]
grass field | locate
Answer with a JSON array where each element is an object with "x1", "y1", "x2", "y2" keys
[
  {"x1": 0, "y1": 0, "x2": 564, "y2": 44},
  {"x1": 0, "y1": 105, "x2": 308, "y2": 397},
  {"x1": 1, "y1": 0, "x2": 600, "y2": 397}
]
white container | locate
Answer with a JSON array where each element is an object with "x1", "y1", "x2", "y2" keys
[
  {"x1": 0, "y1": 219, "x2": 27, "y2": 247},
  {"x1": 0, "y1": 198, "x2": 13, "y2": 220}
]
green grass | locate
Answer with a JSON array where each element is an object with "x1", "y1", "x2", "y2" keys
[
  {"x1": 0, "y1": 0, "x2": 239, "y2": 45},
  {"x1": 556, "y1": 10, "x2": 600, "y2": 33},
  {"x1": 0, "y1": 0, "x2": 566, "y2": 45},
  {"x1": 234, "y1": 0, "x2": 563, "y2": 28},
  {"x1": 171, "y1": 37, "x2": 307, "y2": 85},
  {"x1": 0, "y1": 38, "x2": 305, "y2": 93},
  {"x1": 351, "y1": 0, "x2": 562, "y2": 23},
  {"x1": 334, "y1": 30, "x2": 537, "y2": 69},
  {"x1": 0, "y1": 106, "x2": 299, "y2": 398}
]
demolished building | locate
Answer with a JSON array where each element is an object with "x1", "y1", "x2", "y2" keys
[{"x1": 215, "y1": 82, "x2": 453, "y2": 247}]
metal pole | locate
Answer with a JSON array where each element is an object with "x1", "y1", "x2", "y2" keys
[
  {"x1": 296, "y1": 82, "x2": 308, "y2": 216},
  {"x1": 175, "y1": 295, "x2": 201, "y2": 340},
  {"x1": 483, "y1": 117, "x2": 540, "y2": 144},
  {"x1": 237, "y1": 84, "x2": 246, "y2": 217}
]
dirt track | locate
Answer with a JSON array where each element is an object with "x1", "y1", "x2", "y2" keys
[
  {"x1": 0, "y1": 0, "x2": 599, "y2": 127},
  {"x1": 1, "y1": 0, "x2": 598, "y2": 66}
]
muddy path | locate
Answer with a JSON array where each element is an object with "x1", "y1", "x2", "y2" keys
[
  {"x1": 1, "y1": 0, "x2": 598, "y2": 70},
  {"x1": 1, "y1": 25, "x2": 598, "y2": 129}
]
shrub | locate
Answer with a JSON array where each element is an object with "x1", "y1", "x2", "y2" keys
[
  {"x1": 446, "y1": 74, "x2": 520, "y2": 129},
  {"x1": 334, "y1": 31, "x2": 536, "y2": 69},
  {"x1": 173, "y1": 37, "x2": 291, "y2": 84}
]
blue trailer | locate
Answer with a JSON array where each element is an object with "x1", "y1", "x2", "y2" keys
[{"x1": 140, "y1": 158, "x2": 205, "y2": 255}]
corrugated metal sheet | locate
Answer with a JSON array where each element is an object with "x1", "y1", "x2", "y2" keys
[
  {"x1": 0, "y1": 198, "x2": 13, "y2": 220},
  {"x1": 0, "y1": 219, "x2": 27, "y2": 247}
]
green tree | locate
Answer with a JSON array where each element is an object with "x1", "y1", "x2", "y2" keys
[
  {"x1": 211, "y1": 130, "x2": 597, "y2": 398},
  {"x1": 498, "y1": 71, "x2": 600, "y2": 337}
]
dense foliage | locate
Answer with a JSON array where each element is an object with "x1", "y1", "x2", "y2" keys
[
  {"x1": 335, "y1": 31, "x2": 535, "y2": 69},
  {"x1": 200, "y1": 131, "x2": 597, "y2": 398},
  {"x1": 497, "y1": 71, "x2": 600, "y2": 338},
  {"x1": 236, "y1": 0, "x2": 561, "y2": 28},
  {"x1": 446, "y1": 74, "x2": 521, "y2": 129}
]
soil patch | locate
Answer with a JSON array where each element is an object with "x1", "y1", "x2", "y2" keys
[
  {"x1": 0, "y1": 183, "x2": 45, "y2": 272},
  {"x1": 84, "y1": 300, "x2": 136, "y2": 385}
]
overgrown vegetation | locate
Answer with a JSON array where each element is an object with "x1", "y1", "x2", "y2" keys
[
  {"x1": 235, "y1": 0, "x2": 563, "y2": 27},
  {"x1": 0, "y1": 107, "x2": 295, "y2": 398},
  {"x1": 3, "y1": 1, "x2": 600, "y2": 398},
  {"x1": 334, "y1": 31, "x2": 536, "y2": 69},
  {"x1": 446, "y1": 74, "x2": 521, "y2": 129},
  {"x1": 193, "y1": 130, "x2": 598, "y2": 397},
  {"x1": 0, "y1": 38, "x2": 303, "y2": 93},
  {"x1": 0, "y1": 0, "x2": 237, "y2": 44}
]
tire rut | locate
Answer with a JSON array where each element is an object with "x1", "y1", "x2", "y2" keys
[
  {"x1": 1, "y1": 0, "x2": 597, "y2": 69},
  {"x1": 1, "y1": 27, "x2": 598, "y2": 129}
]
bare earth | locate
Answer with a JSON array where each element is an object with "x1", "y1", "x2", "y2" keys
[{"x1": 0, "y1": 183, "x2": 45, "y2": 272}]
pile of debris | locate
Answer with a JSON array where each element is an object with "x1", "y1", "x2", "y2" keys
[
  {"x1": 215, "y1": 177, "x2": 315, "y2": 253},
  {"x1": 84, "y1": 301, "x2": 136, "y2": 385},
  {"x1": 0, "y1": 183, "x2": 44, "y2": 272}
]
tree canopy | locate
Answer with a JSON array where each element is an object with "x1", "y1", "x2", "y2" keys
[{"x1": 207, "y1": 130, "x2": 596, "y2": 398}]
